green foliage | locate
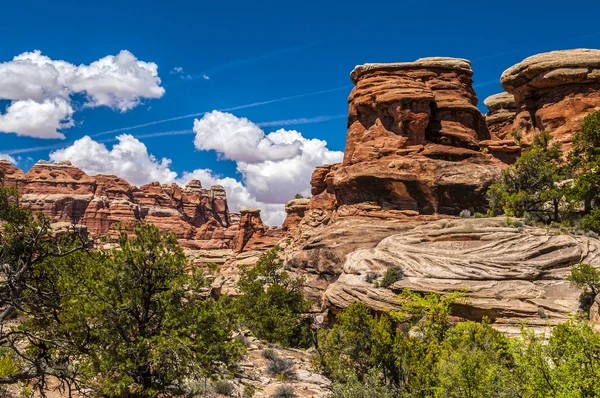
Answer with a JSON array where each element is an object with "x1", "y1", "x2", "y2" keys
[
  {"x1": 314, "y1": 302, "x2": 398, "y2": 384},
  {"x1": 434, "y1": 321, "x2": 520, "y2": 398},
  {"x1": 568, "y1": 110, "x2": 600, "y2": 214},
  {"x1": 582, "y1": 209, "x2": 600, "y2": 233},
  {"x1": 267, "y1": 356, "x2": 295, "y2": 379},
  {"x1": 568, "y1": 263, "x2": 600, "y2": 297},
  {"x1": 516, "y1": 321, "x2": 600, "y2": 397},
  {"x1": 213, "y1": 379, "x2": 236, "y2": 396},
  {"x1": 329, "y1": 369, "x2": 396, "y2": 398},
  {"x1": 568, "y1": 263, "x2": 600, "y2": 312},
  {"x1": 487, "y1": 130, "x2": 568, "y2": 222},
  {"x1": 236, "y1": 246, "x2": 311, "y2": 348},
  {"x1": 380, "y1": 266, "x2": 403, "y2": 288},
  {"x1": 317, "y1": 287, "x2": 600, "y2": 398},
  {"x1": 2, "y1": 221, "x2": 243, "y2": 396},
  {"x1": 293, "y1": 193, "x2": 304, "y2": 199},
  {"x1": 243, "y1": 383, "x2": 256, "y2": 397},
  {"x1": 270, "y1": 384, "x2": 296, "y2": 398},
  {"x1": 261, "y1": 348, "x2": 278, "y2": 360}
]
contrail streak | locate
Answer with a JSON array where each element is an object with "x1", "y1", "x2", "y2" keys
[
  {"x1": 256, "y1": 114, "x2": 346, "y2": 127},
  {"x1": 92, "y1": 85, "x2": 352, "y2": 137},
  {"x1": 4, "y1": 113, "x2": 347, "y2": 156},
  {"x1": 473, "y1": 79, "x2": 499, "y2": 88}
]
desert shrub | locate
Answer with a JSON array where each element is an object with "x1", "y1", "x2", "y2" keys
[
  {"x1": 261, "y1": 348, "x2": 278, "y2": 360},
  {"x1": 380, "y1": 266, "x2": 404, "y2": 288},
  {"x1": 267, "y1": 356, "x2": 295, "y2": 379},
  {"x1": 270, "y1": 385, "x2": 296, "y2": 398},
  {"x1": 582, "y1": 209, "x2": 600, "y2": 233},
  {"x1": 473, "y1": 212, "x2": 485, "y2": 218},
  {"x1": 460, "y1": 209, "x2": 472, "y2": 218},
  {"x1": 512, "y1": 220, "x2": 524, "y2": 228},
  {"x1": 213, "y1": 379, "x2": 236, "y2": 396},
  {"x1": 365, "y1": 272, "x2": 378, "y2": 284},
  {"x1": 243, "y1": 383, "x2": 256, "y2": 397}
]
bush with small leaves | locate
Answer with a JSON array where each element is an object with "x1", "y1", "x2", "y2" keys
[
  {"x1": 267, "y1": 356, "x2": 295, "y2": 379},
  {"x1": 261, "y1": 348, "x2": 278, "y2": 360},
  {"x1": 512, "y1": 220, "x2": 524, "y2": 228},
  {"x1": 380, "y1": 266, "x2": 404, "y2": 288},
  {"x1": 270, "y1": 385, "x2": 296, "y2": 398},
  {"x1": 243, "y1": 383, "x2": 255, "y2": 398},
  {"x1": 460, "y1": 209, "x2": 472, "y2": 218},
  {"x1": 473, "y1": 212, "x2": 485, "y2": 218},
  {"x1": 213, "y1": 379, "x2": 236, "y2": 396},
  {"x1": 365, "y1": 272, "x2": 378, "y2": 284}
]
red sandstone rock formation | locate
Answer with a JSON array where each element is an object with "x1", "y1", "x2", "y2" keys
[
  {"x1": 0, "y1": 160, "x2": 266, "y2": 253},
  {"x1": 479, "y1": 92, "x2": 521, "y2": 163},
  {"x1": 335, "y1": 57, "x2": 503, "y2": 216},
  {"x1": 500, "y1": 48, "x2": 600, "y2": 153},
  {"x1": 281, "y1": 198, "x2": 310, "y2": 232}
]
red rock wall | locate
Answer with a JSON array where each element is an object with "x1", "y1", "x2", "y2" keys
[{"x1": 0, "y1": 160, "x2": 262, "y2": 251}]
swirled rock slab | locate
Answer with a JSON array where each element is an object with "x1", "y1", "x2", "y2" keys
[
  {"x1": 336, "y1": 57, "x2": 503, "y2": 216},
  {"x1": 500, "y1": 49, "x2": 600, "y2": 152},
  {"x1": 324, "y1": 218, "x2": 600, "y2": 334}
]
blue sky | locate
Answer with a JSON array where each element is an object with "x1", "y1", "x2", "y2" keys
[{"x1": 1, "y1": 0, "x2": 599, "y2": 223}]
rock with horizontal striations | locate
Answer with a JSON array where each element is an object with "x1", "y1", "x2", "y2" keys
[
  {"x1": 500, "y1": 48, "x2": 600, "y2": 152},
  {"x1": 323, "y1": 217, "x2": 600, "y2": 335},
  {"x1": 336, "y1": 57, "x2": 503, "y2": 217},
  {"x1": 0, "y1": 161, "x2": 266, "y2": 258},
  {"x1": 282, "y1": 198, "x2": 311, "y2": 232}
]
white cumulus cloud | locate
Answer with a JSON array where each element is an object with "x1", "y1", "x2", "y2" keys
[
  {"x1": 0, "y1": 50, "x2": 164, "y2": 139},
  {"x1": 0, "y1": 153, "x2": 17, "y2": 165},
  {"x1": 192, "y1": 111, "x2": 343, "y2": 221},
  {"x1": 46, "y1": 112, "x2": 342, "y2": 225},
  {"x1": 49, "y1": 135, "x2": 177, "y2": 187}
]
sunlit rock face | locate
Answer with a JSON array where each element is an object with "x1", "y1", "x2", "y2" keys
[
  {"x1": 500, "y1": 48, "x2": 600, "y2": 153},
  {"x1": 0, "y1": 160, "x2": 271, "y2": 254}
]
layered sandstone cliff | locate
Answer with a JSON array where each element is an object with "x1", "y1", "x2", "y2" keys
[{"x1": 0, "y1": 159, "x2": 269, "y2": 253}]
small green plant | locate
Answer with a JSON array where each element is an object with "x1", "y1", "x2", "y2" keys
[
  {"x1": 380, "y1": 266, "x2": 404, "y2": 288},
  {"x1": 513, "y1": 220, "x2": 524, "y2": 228},
  {"x1": 243, "y1": 383, "x2": 256, "y2": 397},
  {"x1": 365, "y1": 272, "x2": 378, "y2": 284},
  {"x1": 294, "y1": 193, "x2": 304, "y2": 199},
  {"x1": 213, "y1": 379, "x2": 236, "y2": 396},
  {"x1": 261, "y1": 348, "x2": 278, "y2": 360},
  {"x1": 270, "y1": 385, "x2": 296, "y2": 398},
  {"x1": 267, "y1": 356, "x2": 295, "y2": 379},
  {"x1": 473, "y1": 212, "x2": 485, "y2": 218},
  {"x1": 459, "y1": 209, "x2": 472, "y2": 218}
]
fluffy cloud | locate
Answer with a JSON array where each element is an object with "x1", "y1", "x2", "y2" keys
[
  {"x1": 47, "y1": 112, "x2": 342, "y2": 225},
  {"x1": 193, "y1": 111, "x2": 343, "y2": 221},
  {"x1": 0, "y1": 153, "x2": 17, "y2": 165},
  {"x1": 193, "y1": 111, "x2": 303, "y2": 163},
  {"x1": 49, "y1": 135, "x2": 177, "y2": 186},
  {"x1": 0, "y1": 50, "x2": 164, "y2": 138}
]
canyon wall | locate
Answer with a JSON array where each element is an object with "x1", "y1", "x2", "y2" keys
[{"x1": 0, "y1": 159, "x2": 276, "y2": 254}]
